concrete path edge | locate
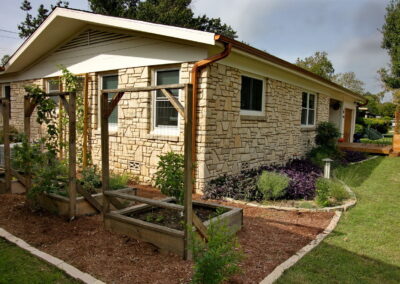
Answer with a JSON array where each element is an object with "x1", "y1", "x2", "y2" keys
[{"x1": 260, "y1": 210, "x2": 342, "y2": 284}]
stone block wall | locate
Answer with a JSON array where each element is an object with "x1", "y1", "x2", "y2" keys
[{"x1": 195, "y1": 63, "x2": 330, "y2": 191}]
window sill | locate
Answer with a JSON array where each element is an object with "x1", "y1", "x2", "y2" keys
[
  {"x1": 300, "y1": 126, "x2": 316, "y2": 132},
  {"x1": 146, "y1": 133, "x2": 180, "y2": 142},
  {"x1": 240, "y1": 115, "x2": 267, "y2": 121}
]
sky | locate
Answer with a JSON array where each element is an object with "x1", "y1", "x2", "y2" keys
[{"x1": 0, "y1": 0, "x2": 392, "y2": 99}]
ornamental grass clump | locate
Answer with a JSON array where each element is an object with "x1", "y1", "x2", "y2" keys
[
  {"x1": 257, "y1": 171, "x2": 290, "y2": 200},
  {"x1": 190, "y1": 219, "x2": 243, "y2": 284}
]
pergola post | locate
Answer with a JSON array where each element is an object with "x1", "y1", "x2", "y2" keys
[
  {"x1": 100, "y1": 92, "x2": 111, "y2": 216},
  {"x1": 65, "y1": 92, "x2": 77, "y2": 220},
  {"x1": 183, "y1": 83, "x2": 194, "y2": 260},
  {"x1": 1, "y1": 99, "x2": 11, "y2": 193}
]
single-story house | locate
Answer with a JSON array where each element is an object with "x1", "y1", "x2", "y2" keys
[{"x1": 0, "y1": 8, "x2": 366, "y2": 192}]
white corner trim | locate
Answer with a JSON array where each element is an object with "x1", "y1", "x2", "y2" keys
[
  {"x1": 260, "y1": 211, "x2": 342, "y2": 284},
  {"x1": 0, "y1": 227, "x2": 105, "y2": 284}
]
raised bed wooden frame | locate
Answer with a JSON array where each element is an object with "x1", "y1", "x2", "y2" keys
[{"x1": 104, "y1": 198, "x2": 243, "y2": 257}]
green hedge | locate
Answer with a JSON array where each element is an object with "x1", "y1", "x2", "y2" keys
[{"x1": 357, "y1": 117, "x2": 391, "y2": 134}]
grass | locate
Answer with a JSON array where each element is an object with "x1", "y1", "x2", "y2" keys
[
  {"x1": 0, "y1": 238, "x2": 79, "y2": 284},
  {"x1": 277, "y1": 156, "x2": 400, "y2": 283}
]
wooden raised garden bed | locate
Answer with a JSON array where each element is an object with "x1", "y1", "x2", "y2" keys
[
  {"x1": 104, "y1": 198, "x2": 243, "y2": 257},
  {"x1": 37, "y1": 187, "x2": 137, "y2": 217}
]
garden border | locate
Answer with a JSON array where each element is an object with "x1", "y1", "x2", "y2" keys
[
  {"x1": 260, "y1": 211, "x2": 342, "y2": 284},
  {"x1": 0, "y1": 227, "x2": 105, "y2": 284}
]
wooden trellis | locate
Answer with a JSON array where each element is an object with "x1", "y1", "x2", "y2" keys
[
  {"x1": 100, "y1": 83, "x2": 202, "y2": 260},
  {"x1": 0, "y1": 92, "x2": 79, "y2": 219}
]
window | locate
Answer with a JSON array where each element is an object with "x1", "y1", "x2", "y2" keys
[
  {"x1": 301, "y1": 92, "x2": 316, "y2": 126},
  {"x1": 102, "y1": 75, "x2": 119, "y2": 129},
  {"x1": 153, "y1": 69, "x2": 180, "y2": 133},
  {"x1": 240, "y1": 75, "x2": 264, "y2": 115},
  {"x1": 46, "y1": 79, "x2": 60, "y2": 104}
]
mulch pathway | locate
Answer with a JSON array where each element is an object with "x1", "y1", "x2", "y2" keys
[{"x1": 0, "y1": 188, "x2": 334, "y2": 284}]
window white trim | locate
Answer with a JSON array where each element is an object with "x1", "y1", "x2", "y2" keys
[
  {"x1": 98, "y1": 73, "x2": 119, "y2": 132},
  {"x1": 151, "y1": 68, "x2": 181, "y2": 136},
  {"x1": 239, "y1": 72, "x2": 266, "y2": 117},
  {"x1": 301, "y1": 92, "x2": 317, "y2": 127}
]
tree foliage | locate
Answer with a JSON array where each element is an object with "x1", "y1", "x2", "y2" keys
[
  {"x1": 295, "y1": 51, "x2": 335, "y2": 80},
  {"x1": 18, "y1": 0, "x2": 69, "y2": 38},
  {"x1": 88, "y1": 0, "x2": 237, "y2": 38},
  {"x1": 380, "y1": 0, "x2": 400, "y2": 112},
  {"x1": 332, "y1": 72, "x2": 365, "y2": 94},
  {"x1": 381, "y1": 0, "x2": 400, "y2": 89},
  {"x1": 1, "y1": 55, "x2": 10, "y2": 66}
]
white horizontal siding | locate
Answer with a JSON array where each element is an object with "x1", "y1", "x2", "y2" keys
[{"x1": 3, "y1": 35, "x2": 207, "y2": 83}]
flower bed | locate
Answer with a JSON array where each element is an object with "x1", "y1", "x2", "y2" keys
[{"x1": 204, "y1": 159, "x2": 322, "y2": 201}]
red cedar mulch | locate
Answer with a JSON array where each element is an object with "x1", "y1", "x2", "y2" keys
[{"x1": 0, "y1": 187, "x2": 334, "y2": 284}]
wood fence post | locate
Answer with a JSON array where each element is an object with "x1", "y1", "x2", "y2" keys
[
  {"x1": 100, "y1": 92, "x2": 110, "y2": 216},
  {"x1": 2, "y1": 100, "x2": 11, "y2": 193},
  {"x1": 82, "y1": 73, "x2": 89, "y2": 168},
  {"x1": 68, "y1": 92, "x2": 77, "y2": 220},
  {"x1": 183, "y1": 83, "x2": 194, "y2": 260}
]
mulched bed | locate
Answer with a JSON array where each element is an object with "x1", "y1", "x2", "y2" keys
[{"x1": 0, "y1": 188, "x2": 334, "y2": 284}]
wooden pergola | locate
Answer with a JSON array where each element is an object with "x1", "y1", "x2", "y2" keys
[{"x1": 100, "y1": 83, "x2": 205, "y2": 260}]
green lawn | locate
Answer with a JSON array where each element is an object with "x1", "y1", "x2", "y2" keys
[
  {"x1": 277, "y1": 157, "x2": 400, "y2": 284},
  {"x1": 360, "y1": 137, "x2": 392, "y2": 145},
  {"x1": 0, "y1": 238, "x2": 79, "y2": 284}
]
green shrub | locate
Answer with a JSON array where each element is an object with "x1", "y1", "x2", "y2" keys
[
  {"x1": 355, "y1": 124, "x2": 364, "y2": 135},
  {"x1": 315, "y1": 178, "x2": 331, "y2": 207},
  {"x1": 12, "y1": 136, "x2": 43, "y2": 175},
  {"x1": 190, "y1": 219, "x2": 243, "y2": 284},
  {"x1": 80, "y1": 166, "x2": 102, "y2": 194},
  {"x1": 315, "y1": 122, "x2": 341, "y2": 148},
  {"x1": 359, "y1": 117, "x2": 391, "y2": 134},
  {"x1": 365, "y1": 127, "x2": 383, "y2": 140},
  {"x1": 155, "y1": 152, "x2": 184, "y2": 204},
  {"x1": 257, "y1": 171, "x2": 290, "y2": 200},
  {"x1": 109, "y1": 173, "x2": 131, "y2": 190},
  {"x1": 307, "y1": 146, "x2": 343, "y2": 168},
  {"x1": 315, "y1": 178, "x2": 350, "y2": 207}
]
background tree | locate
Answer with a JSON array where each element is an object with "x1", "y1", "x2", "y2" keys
[
  {"x1": 18, "y1": 0, "x2": 69, "y2": 38},
  {"x1": 1, "y1": 55, "x2": 10, "y2": 66},
  {"x1": 332, "y1": 72, "x2": 365, "y2": 94},
  {"x1": 89, "y1": 0, "x2": 237, "y2": 38},
  {"x1": 380, "y1": 0, "x2": 400, "y2": 113},
  {"x1": 380, "y1": 102, "x2": 397, "y2": 117},
  {"x1": 295, "y1": 51, "x2": 335, "y2": 80}
]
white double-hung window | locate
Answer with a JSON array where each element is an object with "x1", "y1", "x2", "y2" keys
[
  {"x1": 153, "y1": 69, "x2": 180, "y2": 135},
  {"x1": 301, "y1": 92, "x2": 316, "y2": 126}
]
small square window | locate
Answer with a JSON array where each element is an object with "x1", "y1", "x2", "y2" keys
[
  {"x1": 301, "y1": 92, "x2": 316, "y2": 126},
  {"x1": 46, "y1": 79, "x2": 60, "y2": 104},
  {"x1": 240, "y1": 75, "x2": 264, "y2": 114}
]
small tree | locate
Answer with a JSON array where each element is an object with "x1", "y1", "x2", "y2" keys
[{"x1": 315, "y1": 122, "x2": 341, "y2": 149}]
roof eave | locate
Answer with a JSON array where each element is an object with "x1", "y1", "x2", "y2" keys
[{"x1": 215, "y1": 34, "x2": 367, "y2": 103}]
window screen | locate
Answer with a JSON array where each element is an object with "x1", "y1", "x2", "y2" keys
[
  {"x1": 155, "y1": 70, "x2": 179, "y2": 128},
  {"x1": 240, "y1": 76, "x2": 263, "y2": 112},
  {"x1": 102, "y1": 75, "x2": 118, "y2": 126}
]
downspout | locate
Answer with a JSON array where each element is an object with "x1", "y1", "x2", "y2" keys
[{"x1": 190, "y1": 36, "x2": 232, "y2": 189}]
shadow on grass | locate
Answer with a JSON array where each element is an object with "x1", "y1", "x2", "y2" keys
[
  {"x1": 277, "y1": 242, "x2": 400, "y2": 284},
  {"x1": 334, "y1": 156, "x2": 383, "y2": 188}
]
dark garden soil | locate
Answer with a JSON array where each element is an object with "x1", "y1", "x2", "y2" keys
[
  {"x1": 0, "y1": 188, "x2": 334, "y2": 284},
  {"x1": 130, "y1": 204, "x2": 221, "y2": 231}
]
